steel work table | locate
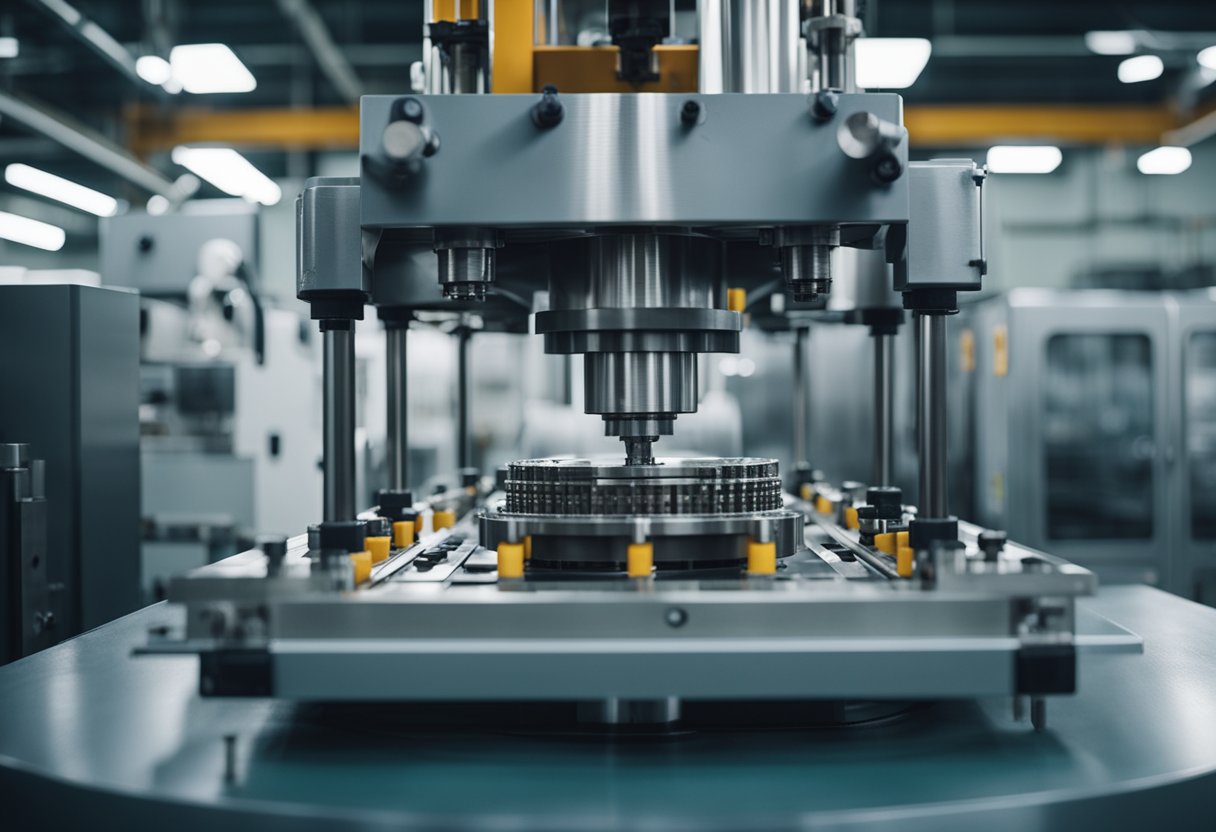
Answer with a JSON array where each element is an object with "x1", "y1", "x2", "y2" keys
[{"x1": 1, "y1": 585, "x2": 1214, "y2": 830}]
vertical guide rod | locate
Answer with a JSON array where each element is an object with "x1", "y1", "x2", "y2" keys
[
  {"x1": 322, "y1": 324, "x2": 357, "y2": 521},
  {"x1": 872, "y1": 332, "x2": 894, "y2": 487},
  {"x1": 386, "y1": 324, "x2": 409, "y2": 490},
  {"x1": 457, "y1": 328, "x2": 471, "y2": 470},
  {"x1": 916, "y1": 312, "x2": 948, "y2": 518},
  {"x1": 792, "y1": 327, "x2": 809, "y2": 464}
]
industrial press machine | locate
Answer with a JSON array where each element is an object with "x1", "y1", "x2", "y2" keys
[{"x1": 145, "y1": 0, "x2": 1118, "y2": 732}]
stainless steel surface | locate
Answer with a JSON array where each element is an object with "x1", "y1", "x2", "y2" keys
[
  {"x1": 917, "y1": 312, "x2": 948, "y2": 519},
  {"x1": 544, "y1": 233, "x2": 732, "y2": 456},
  {"x1": 322, "y1": 326, "x2": 356, "y2": 521},
  {"x1": 873, "y1": 332, "x2": 894, "y2": 486},
  {"x1": 584, "y1": 352, "x2": 697, "y2": 416},
  {"x1": 792, "y1": 327, "x2": 808, "y2": 464},
  {"x1": 359, "y1": 94, "x2": 909, "y2": 228},
  {"x1": 897, "y1": 160, "x2": 984, "y2": 293},
  {"x1": 385, "y1": 325, "x2": 409, "y2": 490},
  {"x1": 1, "y1": 586, "x2": 1201, "y2": 830},
  {"x1": 698, "y1": 0, "x2": 802, "y2": 94},
  {"x1": 807, "y1": 0, "x2": 860, "y2": 93}
]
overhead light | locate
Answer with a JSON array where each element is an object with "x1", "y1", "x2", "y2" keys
[
  {"x1": 170, "y1": 147, "x2": 281, "y2": 206},
  {"x1": 0, "y1": 37, "x2": 18, "y2": 59},
  {"x1": 855, "y1": 38, "x2": 932, "y2": 90},
  {"x1": 1085, "y1": 31, "x2": 1137, "y2": 56},
  {"x1": 986, "y1": 145, "x2": 1063, "y2": 174},
  {"x1": 1118, "y1": 54, "x2": 1163, "y2": 83},
  {"x1": 135, "y1": 55, "x2": 172, "y2": 86},
  {"x1": 1137, "y1": 146, "x2": 1192, "y2": 175},
  {"x1": 169, "y1": 44, "x2": 256, "y2": 94},
  {"x1": 1199, "y1": 45, "x2": 1216, "y2": 71},
  {"x1": 0, "y1": 211, "x2": 67, "y2": 251},
  {"x1": 4, "y1": 163, "x2": 119, "y2": 217}
]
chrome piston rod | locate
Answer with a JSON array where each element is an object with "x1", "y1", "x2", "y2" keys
[
  {"x1": 873, "y1": 332, "x2": 894, "y2": 487},
  {"x1": 386, "y1": 324, "x2": 408, "y2": 490},
  {"x1": 322, "y1": 324, "x2": 356, "y2": 522},
  {"x1": 916, "y1": 312, "x2": 948, "y2": 518}
]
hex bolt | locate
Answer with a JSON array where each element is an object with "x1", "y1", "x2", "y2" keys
[
  {"x1": 532, "y1": 85, "x2": 564, "y2": 128},
  {"x1": 812, "y1": 89, "x2": 840, "y2": 122}
]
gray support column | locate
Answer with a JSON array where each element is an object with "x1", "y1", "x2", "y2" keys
[
  {"x1": 386, "y1": 324, "x2": 409, "y2": 490},
  {"x1": 457, "y1": 328, "x2": 471, "y2": 470},
  {"x1": 792, "y1": 327, "x2": 809, "y2": 464},
  {"x1": 916, "y1": 313, "x2": 948, "y2": 518},
  {"x1": 322, "y1": 323, "x2": 357, "y2": 521},
  {"x1": 872, "y1": 332, "x2": 895, "y2": 487}
]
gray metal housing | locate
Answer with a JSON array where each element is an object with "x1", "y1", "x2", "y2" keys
[{"x1": 0, "y1": 285, "x2": 141, "y2": 635}]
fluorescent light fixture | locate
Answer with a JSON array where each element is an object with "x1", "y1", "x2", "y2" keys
[
  {"x1": 170, "y1": 147, "x2": 281, "y2": 206},
  {"x1": 4, "y1": 163, "x2": 119, "y2": 217},
  {"x1": 135, "y1": 55, "x2": 172, "y2": 86},
  {"x1": 0, "y1": 37, "x2": 18, "y2": 59},
  {"x1": 169, "y1": 44, "x2": 256, "y2": 94},
  {"x1": 1199, "y1": 45, "x2": 1216, "y2": 71},
  {"x1": 855, "y1": 38, "x2": 932, "y2": 90},
  {"x1": 986, "y1": 145, "x2": 1063, "y2": 175},
  {"x1": 1137, "y1": 146, "x2": 1192, "y2": 175},
  {"x1": 0, "y1": 211, "x2": 66, "y2": 251},
  {"x1": 1085, "y1": 30, "x2": 1137, "y2": 55},
  {"x1": 1118, "y1": 54, "x2": 1163, "y2": 83}
]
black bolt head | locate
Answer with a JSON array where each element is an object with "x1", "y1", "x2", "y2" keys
[
  {"x1": 680, "y1": 99, "x2": 701, "y2": 126},
  {"x1": 812, "y1": 89, "x2": 840, "y2": 122},
  {"x1": 873, "y1": 152, "x2": 904, "y2": 184},
  {"x1": 398, "y1": 97, "x2": 424, "y2": 123}
]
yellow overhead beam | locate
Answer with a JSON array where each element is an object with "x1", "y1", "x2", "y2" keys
[
  {"x1": 903, "y1": 104, "x2": 1179, "y2": 146},
  {"x1": 126, "y1": 102, "x2": 1198, "y2": 156},
  {"x1": 127, "y1": 105, "x2": 360, "y2": 156}
]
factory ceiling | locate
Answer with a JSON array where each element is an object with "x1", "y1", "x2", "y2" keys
[{"x1": 1, "y1": 0, "x2": 1215, "y2": 217}]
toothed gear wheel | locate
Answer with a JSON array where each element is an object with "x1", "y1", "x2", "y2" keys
[{"x1": 503, "y1": 457, "x2": 783, "y2": 516}]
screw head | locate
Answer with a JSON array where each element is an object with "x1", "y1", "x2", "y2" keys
[
  {"x1": 665, "y1": 607, "x2": 688, "y2": 628},
  {"x1": 680, "y1": 99, "x2": 701, "y2": 126},
  {"x1": 812, "y1": 89, "x2": 840, "y2": 121}
]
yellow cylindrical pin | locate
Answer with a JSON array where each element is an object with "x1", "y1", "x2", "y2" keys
[
  {"x1": 523, "y1": 534, "x2": 532, "y2": 561},
  {"x1": 896, "y1": 546, "x2": 915, "y2": 578},
  {"x1": 497, "y1": 541, "x2": 525, "y2": 579},
  {"x1": 727, "y1": 287, "x2": 747, "y2": 313},
  {"x1": 433, "y1": 509, "x2": 456, "y2": 530},
  {"x1": 366, "y1": 536, "x2": 391, "y2": 564},
  {"x1": 896, "y1": 530, "x2": 910, "y2": 550},
  {"x1": 747, "y1": 540, "x2": 777, "y2": 575},
  {"x1": 799, "y1": 483, "x2": 812, "y2": 502},
  {"x1": 874, "y1": 532, "x2": 897, "y2": 555},
  {"x1": 349, "y1": 551, "x2": 372, "y2": 584},
  {"x1": 393, "y1": 521, "x2": 414, "y2": 548},
  {"x1": 814, "y1": 495, "x2": 833, "y2": 515},
  {"x1": 627, "y1": 542, "x2": 654, "y2": 578},
  {"x1": 844, "y1": 506, "x2": 860, "y2": 530}
]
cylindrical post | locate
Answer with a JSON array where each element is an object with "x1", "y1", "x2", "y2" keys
[
  {"x1": 792, "y1": 327, "x2": 808, "y2": 464},
  {"x1": 386, "y1": 324, "x2": 409, "y2": 490},
  {"x1": 457, "y1": 328, "x2": 471, "y2": 470},
  {"x1": 872, "y1": 332, "x2": 894, "y2": 487},
  {"x1": 323, "y1": 324, "x2": 357, "y2": 522},
  {"x1": 916, "y1": 313, "x2": 948, "y2": 518}
]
